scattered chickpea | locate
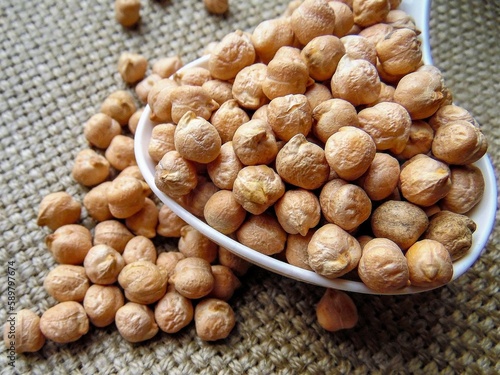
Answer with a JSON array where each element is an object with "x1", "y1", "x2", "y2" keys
[
  {"x1": 170, "y1": 257, "x2": 215, "y2": 299},
  {"x1": 178, "y1": 225, "x2": 218, "y2": 263},
  {"x1": 3, "y1": 309, "x2": 45, "y2": 353},
  {"x1": 156, "y1": 251, "x2": 185, "y2": 278},
  {"x1": 251, "y1": 18, "x2": 295, "y2": 64},
  {"x1": 152, "y1": 56, "x2": 183, "y2": 78},
  {"x1": 316, "y1": 289, "x2": 358, "y2": 332},
  {"x1": 204, "y1": 0, "x2": 229, "y2": 15},
  {"x1": 100, "y1": 90, "x2": 137, "y2": 126},
  {"x1": 155, "y1": 150, "x2": 198, "y2": 198},
  {"x1": 104, "y1": 134, "x2": 137, "y2": 171},
  {"x1": 275, "y1": 189, "x2": 321, "y2": 236},
  {"x1": 45, "y1": 224, "x2": 92, "y2": 265},
  {"x1": 236, "y1": 213, "x2": 287, "y2": 256},
  {"x1": 290, "y1": 0, "x2": 336, "y2": 45},
  {"x1": 106, "y1": 176, "x2": 146, "y2": 219},
  {"x1": 118, "y1": 260, "x2": 167, "y2": 304},
  {"x1": 154, "y1": 287, "x2": 194, "y2": 334},
  {"x1": 83, "y1": 285, "x2": 124, "y2": 327},
  {"x1": 84, "y1": 244, "x2": 125, "y2": 285},
  {"x1": 44, "y1": 265, "x2": 90, "y2": 302},
  {"x1": 114, "y1": 0, "x2": 141, "y2": 27},
  {"x1": 231, "y1": 63, "x2": 269, "y2": 110},
  {"x1": 118, "y1": 52, "x2": 148, "y2": 84},
  {"x1": 122, "y1": 235, "x2": 157, "y2": 264},
  {"x1": 127, "y1": 107, "x2": 143, "y2": 135},
  {"x1": 39, "y1": 301, "x2": 89, "y2": 344},
  {"x1": 125, "y1": 197, "x2": 159, "y2": 238},
  {"x1": 207, "y1": 142, "x2": 244, "y2": 190},
  {"x1": 83, "y1": 113, "x2": 121, "y2": 149},
  {"x1": 147, "y1": 78, "x2": 179, "y2": 123},
  {"x1": 72, "y1": 148, "x2": 110, "y2": 187},
  {"x1": 267, "y1": 94, "x2": 312, "y2": 142},
  {"x1": 37, "y1": 192, "x2": 81, "y2": 231},
  {"x1": 136, "y1": 74, "x2": 162, "y2": 104},
  {"x1": 285, "y1": 231, "x2": 315, "y2": 271},
  {"x1": 115, "y1": 302, "x2": 158, "y2": 343},
  {"x1": 208, "y1": 265, "x2": 241, "y2": 301},
  {"x1": 353, "y1": 0, "x2": 390, "y2": 28},
  {"x1": 194, "y1": 298, "x2": 235, "y2": 341},
  {"x1": 204, "y1": 190, "x2": 247, "y2": 234},
  {"x1": 93, "y1": 219, "x2": 134, "y2": 253},
  {"x1": 312, "y1": 98, "x2": 358, "y2": 143},
  {"x1": 232, "y1": 119, "x2": 278, "y2": 166},
  {"x1": 202, "y1": 79, "x2": 234, "y2": 105}
]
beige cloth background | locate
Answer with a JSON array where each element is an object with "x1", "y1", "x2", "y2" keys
[{"x1": 0, "y1": 0, "x2": 498, "y2": 374}]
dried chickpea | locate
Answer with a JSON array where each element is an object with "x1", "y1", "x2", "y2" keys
[
  {"x1": 232, "y1": 63, "x2": 269, "y2": 110},
  {"x1": 282, "y1": 0, "x2": 303, "y2": 17},
  {"x1": 170, "y1": 86, "x2": 220, "y2": 124},
  {"x1": 251, "y1": 17, "x2": 295, "y2": 64},
  {"x1": 45, "y1": 224, "x2": 92, "y2": 265},
  {"x1": 440, "y1": 164, "x2": 485, "y2": 214},
  {"x1": 3, "y1": 309, "x2": 45, "y2": 353},
  {"x1": 152, "y1": 56, "x2": 183, "y2": 78},
  {"x1": 267, "y1": 94, "x2": 312, "y2": 142},
  {"x1": 84, "y1": 244, "x2": 125, "y2": 285},
  {"x1": 118, "y1": 52, "x2": 148, "y2": 84},
  {"x1": 136, "y1": 74, "x2": 162, "y2": 104},
  {"x1": 316, "y1": 289, "x2": 358, "y2": 332},
  {"x1": 398, "y1": 120, "x2": 434, "y2": 160},
  {"x1": 157, "y1": 251, "x2": 185, "y2": 277},
  {"x1": 236, "y1": 213, "x2": 287, "y2": 256},
  {"x1": 83, "y1": 113, "x2": 121, "y2": 149},
  {"x1": 218, "y1": 246, "x2": 252, "y2": 277},
  {"x1": 170, "y1": 257, "x2": 215, "y2": 299},
  {"x1": 83, "y1": 285, "x2": 124, "y2": 327},
  {"x1": 324, "y1": 126, "x2": 376, "y2": 181},
  {"x1": 385, "y1": 8, "x2": 416, "y2": 29},
  {"x1": 358, "y1": 22, "x2": 393, "y2": 46},
  {"x1": 276, "y1": 134, "x2": 330, "y2": 189},
  {"x1": 115, "y1": 302, "x2": 158, "y2": 343},
  {"x1": 371, "y1": 200, "x2": 429, "y2": 250},
  {"x1": 156, "y1": 204, "x2": 187, "y2": 237},
  {"x1": 376, "y1": 28, "x2": 422, "y2": 76},
  {"x1": 329, "y1": 1, "x2": 355, "y2": 37},
  {"x1": 340, "y1": 35, "x2": 377, "y2": 66},
  {"x1": 125, "y1": 197, "x2": 159, "y2": 238},
  {"x1": 207, "y1": 142, "x2": 244, "y2": 190},
  {"x1": 154, "y1": 288, "x2": 194, "y2": 333},
  {"x1": 174, "y1": 66, "x2": 212, "y2": 86},
  {"x1": 301, "y1": 35, "x2": 345, "y2": 81},
  {"x1": 290, "y1": 0, "x2": 336, "y2": 45},
  {"x1": 358, "y1": 237, "x2": 409, "y2": 293},
  {"x1": 353, "y1": 0, "x2": 390, "y2": 27},
  {"x1": 204, "y1": 190, "x2": 247, "y2": 234},
  {"x1": 368, "y1": 81, "x2": 395, "y2": 105},
  {"x1": 118, "y1": 261, "x2": 167, "y2": 304},
  {"x1": 307, "y1": 223, "x2": 361, "y2": 279},
  {"x1": 232, "y1": 165, "x2": 285, "y2": 215},
  {"x1": 114, "y1": 0, "x2": 140, "y2": 27},
  {"x1": 44, "y1": 265, "x2": 90, "y2": 302},
  {"x1": 210, "y1": 100, "x2": 250, "y2": 143},
  {"x1": 122, "y1": 235, "x2": 157, "y2": 264},
  {"x1": 155, "y1": 150, "x2": 198, "y2": 198},
  {"x1": 428, "y1": 104, "x2": 478, "y2": 132},
  {"x1": 39, "y1": 301, "x2": 89, "y2": 344},
  {"x1": 208, "y1": 265, "x2": 241, "y2": 301},
  {"x1": 107, "y1": 176, "x2": 146, "y2": 219},
  {"x1": 72, "y1": 149, "x2": 110, "y2": 187},
  {"x1": 208, "y1": 30, "x2": 256, "y2": 81},
  {"x1": 147, "y1": 78, "x2": 179, "y2": 123},
  {"x1": 104, "y1": 134, "x2": 136, "y2": 171},
  {"x1": 175, "y1": 175, "x2": 219, "y2": 218},
  {"x1": 100, "y1": 90, "x2": 136, "y2": 126},
  {"x1": 357, "y1": 152, "x2": 400, "y2": 201},
  {"x1": 202, "y1": 79, "x2": 234, "y2": 105},
  {"x1": 194, "y1": 298, "x2": 235, "y2": 341},
  {"x1": 204, "y1": 0, "x2": 228, "y2": 14},
  {"x1": 148, "y1": 123, "x2": 176, "y2": 163},
  {"x1": 275, "y1": 189, "x2": 321, "y2": 236},
  {"x1": 178, "y1": 225, "x2": 218, "y2": 263},
  {"x1": 37, "y1": 192, "x2": 81, "y2": 231},
  {"x1": 285, "y1": 230, "x2": 314, "y2": 271},
  {"x1": 93, "y1": 219, "x2": 134, "y2": 253},
  {"x1": 305, "y1": 83, "x2": 333, "y2": 111},
  {"x1": 127, "y1": 107, "x2": 143, "y2": 135},
  {"x1": 312, "y1": 98, "x2": 358, "y2": 143},
  {"x1": 252, "y1": 104, "x2": 269, "y2": 121},
  {"x1": 232, "y1": 119, "x2": 278, "y2": 165}
]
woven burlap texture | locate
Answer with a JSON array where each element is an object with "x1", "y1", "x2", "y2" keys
[{"x1": 0, "y1": 0, "x2": 498, "y2": 374}]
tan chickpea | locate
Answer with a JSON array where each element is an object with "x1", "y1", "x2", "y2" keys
[
  {"x1": 122, "y1": 235, "x2": 157, "y2": 264},
  {"x1": 353, "y1": 0, "x2": 390, "y2": 27},
  {"x1": 340, "y1": 35, "x2": 377, "y2": 66},
  {"x1": 152, "y1": 56, "x2": 183, "y2": 78},
  {"x1": 305, "y1": 83, "x2": 333, "y2": 111},
  {"x1": 127, "y1": 107, "x2": 143, "y2": 135},
  {"x1": 156, "y1": 205, "x2": 186, "y2": 239},
  {"x1": 285, "y1": 231, "x2": 314, "y2": 271},
  {"x1": 398, "y1": 120, "x2": 434, "y2": 160},
  {"x1": 148, "y1": 123, "x2": 176, "y2": 163},
  {"x1": 71, "y1": 149, "x2": 110, "y2": 187},
  {"x1": 282, "y1": 0, "x2": 303, "y2": 17},
  {"x1": 210, "y1": 100, "x2": 250, "y2": 144},
  {"x1": 147, "y1": 78, "x2": 179, "y2": 123},
  {"x1": 232, "y1": 165, "x2": 285, "y2": 215},
  {"x1": 202, "y1": 79, "x2": 234, "y2": 105},
  {"x1": 312, "y1": 98, "x2": 358, "y2": 143},
  {"x1": 194, "y1": 298, "x2": 236, "y2": 341},
  {"x1": 358, "y1": 237, "x2": 409, "y2": 293},
  {"x1": 231, "y1": 63, "x2": 269, "y2": 111},
  {"x1": 399, "y1": 154, "x2": 451, "y2": 207},
  {"x1": 371, "y1": 200, "x2": 429, "y2": 250},
  {"x1": 423, "y1": 211, "x2": 477, "y2": 261},
  {"x1": 262, "y1": 46, "x2": 313, "y2": 100},
  {"x1": 329, "y1": 1, "x2": 354, "y2": 37},
  {"x1": 154, "y1": 287, "x2": 194, "y2": 333},
  {"x1": 106, "y1": 176, "x2": 146, "y2": 219},
  {"x1": 276, "y1": 134, "x2": 330, "y2": 189},
  {"x1": 155, "y1": 150, "x2": 198, "y2": 198},
  {"x1": 45, "y1": 224, "x2": 92, "y2": 265},
  {"x1": 174, "y1": 175, "x2": 219, "y2": 218},
  {"x1": 316, "y1": 289, "x2": 358, "y2": 332},
  {"x1": 208, "y1": 30, "x2": 256, "y2": 81},
  {"x1": 125, "y1": 197, "x2": 159, "y2": 238},
  {"x1": 177, "y1": 225, "x2": 218, "y2": 263},
  {"x1": 290, "y1": 0, "x2": 336, "y2": 45},
  {"x1": 116, "y1": 165, "x2": 146, "y2": 182},
  {"x1": 104, "y1": 134, "x2": 136, "y2": 171},
  {"x1": 170, "y1": 86, "x2": 220, "y2": 124},
  {"x1": 156, "y1": 251, "x2": 185, "y2": 278},
  {"x1": 208, "y1": 265, "x2": 241, "y2": 301},
  {"x1": 252, "y1": 104, "x2": 269, "y2": 122},
  {"x1": 251, "y1": 17, "x2": 295, "y2": 64},
  {"x1": 232, "y1": 119, "x2": 278, "y2": 166},
  {"x1": 376, "y1": 28, "x2": 422, "y2": 76},
  {"x1": 118, "y1": 261, "x2": 168, "y2": 304},
  {"x1": 83, "y1": 285, "x2": 124, "y2": 327},
  {"x1": 368, "y1": 81, "x2": 395, "y2": 106},
  {"x1": 170, "y1": 257, "x2": 215, "y2": 299},
  {"x1": 385, "y1": 8, "x2": 416, "y2": 29},
  {"x1": 135, "y1": 74, "x2": 161, "y2": 104},
  {"x1": 37, "y1": 192, "x2": 81, "y2": 230},
  {"x1": 44, "y1": 265, "x2": 90, "y2": 302},
  {"x1": 115, "y1": 303, "x2": 158, "y2": 343},
  {"x1": 118, "y1": 52, "x2": 148, "y2": 84},
  {"x1": 3, "y1": 309, "x2": 45, "y2": 353},
  {"x1": 275, "y1": 189, "x2": 321, "y2": 236},
  {"x1": 207, "y1": 142, "x2": 244, "y2": 190},
  {"x1": 93, "y1": 219, "x2": 134, "y2": 253},
  {"x1": 428, "y1": 104, "x2": 478, "y2": 132},
  {"x1": 236, "y1": 213, "x2": 287, "y2": 256},
  {"x1": 218, "y1": 246, "x2": 252, "y2": 277},
  {"x1": 115, "y1": 0, "x2": 140, "y2": 27},
  {"x1": 39, "y1": 301, "x2": 89, "y2": 344},
  {"x1": 267, "y1": 94, "x2": 312, "y2": 142},
  {"x1": 100, "y1": 90, "x2": 136, "y2": 126},
  {"x1": 174, "y1": 67, "x2": 212, "y2": 87},
  {"x1": 357, "y1": 102, "x2": 412, "y2": 153},
  {"x1": 440, "y1": 164, "x2": 485, "y2": 214},
  {"x1": 358, "y1": 23, "x2": 394, "y2": 45},
  {"x1": 84, "y1": 244, "x2": 125, "y2": 285},
  {"x1": 307, "y1": 223, "x2": 361, "y2": 279},
  {"x1": 204, "y1": 190, "x2": 247, "y2": 234},
  {"x1": 301, "y1": 35, "x2": 345, "y2": 81},
  {"x1": 357, "y1": 152, "x2": 400, "y2": 201},
  {"x1": 83, "y1": 113, "x2": 121, "y2": 149},
  {"x1": 324, "y1": 126, "x2": 376, "y2": 181}
]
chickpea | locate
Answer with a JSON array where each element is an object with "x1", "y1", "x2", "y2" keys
[
  {"x1": 156, "y1": 204, "x2": 187, "y2": 237},
  {"x1": 84, "y1": 244, "x2": 125, "y2": 285},
  {"x1": 114, "y1": 0, "x2": 140, "y2": 27},
  {"x1": 83, "y1": 285, "x2": 124, "y2": 327},
  {"x1": 122, "y1": 235, "x2": 157, "y2": 264},
  {"x1": 282, "y1": 0, "x2": 303, "y2": 17},
  {"x1": 368, "y1": 81, "x2": 396, "y2": 106},
  {"x1": 276, "y1": 134, "x2": 330, "y2": 190},
  {"x1": 267, "y1": 94, "x2": 312, "y2": 142},
  {"x1": 398, "y1": 120, "x2": 434, "y2": 160},
  {"x1": 3, "y1": 309, "x2": 45, "y2": 353},
  {"x1": 208, "y1": 30, "x2": 256, "y2": 81},
  {"x1": 204, "y1": 190, "x2": 247, "y2": 234},
  {"x1": 358, "y1": 237, "x2": 409, "y2": 293},
  {"x1": 125, "y1": 197, "x2": 159, "y2": 238},
  {"x1": 178, "y1": 225, "x2": 218, "y2": 263},
  {"x1": 440, "y1": 164, "x2": 485, "y2": 214},
  {"x1": 428, "y1": 104, "x2": 478, "y2": 132},
  {"x1": 231, "y1": 63, "x2": 269, "y2": 110},
  {"x1": 285, "y1": 231, "x2": 315, "y2": 271},
  {"x1": 353, "y1": 0, "x2": 390, "y2": 27},
  {"x1": 71, "y1": 149, "x2": 110, "y2": 187},
  {"x1": 127, "y1": 107, "x2": 143, "y2": 135},
  {"x1": 329, "y1": 1, "x2": 355, "y2": 38},
  {"x1": 115, "y1": 303, "x2": 158, "y2": 343},
  {"x1": 210, "y1": 101, "x2": 249, "y2": 145},
  {"x1": 218, "y1": 246, "x2": 252, "y2": 277},
  {"x1": 93, "y1": 219, "x2": 134, "y2": 253},
  {"x1": 118, "y1": 261, "x2": 167, "y2": 304},
  {"x1": 305, "y1": 83, "x2": 333, "y2": 111},
  {"x1": 312, "y1": 98, "x2": 358, "y2": 143},
  {"x1": 386, "y1": 8, "x2": 417, "y2": 30},
  {"x1": 301, "y1": 35, "x2": 345, "y2": 81},
  {"x1": 118, "y1": 52, "x2": 148, "y2": 84},
  {"x1": 202, "y1": 79, "x2": 234, "y2": 105},
  {"x1": 170, "y1": 86, "x2": 220, "y2": 125},
  {"x1": 175, "y1": 175, "x2": 219, "y2": 218},
  {"x1": 207, "y1": 142, "x2": 244, "y2": 190},
  {"x1": 358, "y1": 23, "x2": 394, "y2": 46},
  {"x1": 155, "y1": 150, "x2": 198, "y2": 198},
  {"x1": 44, "y1": 265, "x2": 90, "y2": 302},
  {"x1": 136, "y1": 74, "x2": 162, "y2": 104},
  {"x1": 174, "y1": 66, "x2": 212, "y2": 87},
  {"x1": 208, "y1": 265, "x2": 241, "y2": 301},
  {"x1": 148, "y1": 123, "x2": 176, "y2": 163},
  {"x1": 376, "y1": 28, "x2": 422, "y2": 76},
  {"x1": 357, "y1": 152, "x2": 400, "y2": 201},
  {"x1": 194, "y1": 298, "x2": 235, "y2": 341},
  {"x1": 154, "y1": 288, "x2": 194, "y2": 334},
  {"x1": 232, "y1": 119, "x2": 278, "y2": 166},
  {"x1": 83, "y1": 113, "x2": 121, "y2": 149},
  {"x1": 37, "y1": 192, "x2": 81, "y2": 230},
  {"x1": 251, "y1": 17, "x2": 295, "y2": 64},
  {"x1": 236, "y1": 213, "x2": 287, "y2": 256},
  {"x1": 316, "y1": 289, "x2": 358, "y2": 332},
  {"x1": 156, "y1": 251, "x2": 185, "y2": 278},
  {"x1": 39, "y1": 302, "x2": 89, "y2": 344},
  {"x1": 275, "y1": 189, "x2": 321, "y2": 236},
  {"x1": 147, "y1": 78, "x2": 179, "y2": 123},
  {"x1": 170, "y1": 257, "x2": 215, "y2": 299},
  {"x1": 100, "y1": 90, "x2": 136, "y2": 126},
  {"x1": 104, "y1": 134, "x2": 136, "y2": 171},
  {"x1": 45, "y1": 224, "x2": 92, "y2": 265},
  {"x1": 152, "y1": 56, "x2": 183, "y2": 78},
  {"x1": 290, "y1": 0, "x2": 336, "y2": 45},
  {"x1": 340, "y1": 35, "x2": 377, "y2": 66},
  {"x1": 107, "y1": 176, "x2": 146, "y2": 219}
]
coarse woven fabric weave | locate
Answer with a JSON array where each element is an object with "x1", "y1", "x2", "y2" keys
[{"x1": 0, "y1": 0, "x2": 499, "y2": 374}]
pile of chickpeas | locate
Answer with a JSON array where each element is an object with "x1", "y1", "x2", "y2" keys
[{"x1": 6, "y1": 0, "x2": 488, "y2": 354}]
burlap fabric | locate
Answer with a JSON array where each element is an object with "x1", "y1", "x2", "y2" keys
[{"x1": 0, "y1": 0, "x2": 498, "y2": 374}]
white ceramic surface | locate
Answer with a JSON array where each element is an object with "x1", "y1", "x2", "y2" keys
[{"x1": 135, "y1": 0, "x2": 498, "y2": 295}]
